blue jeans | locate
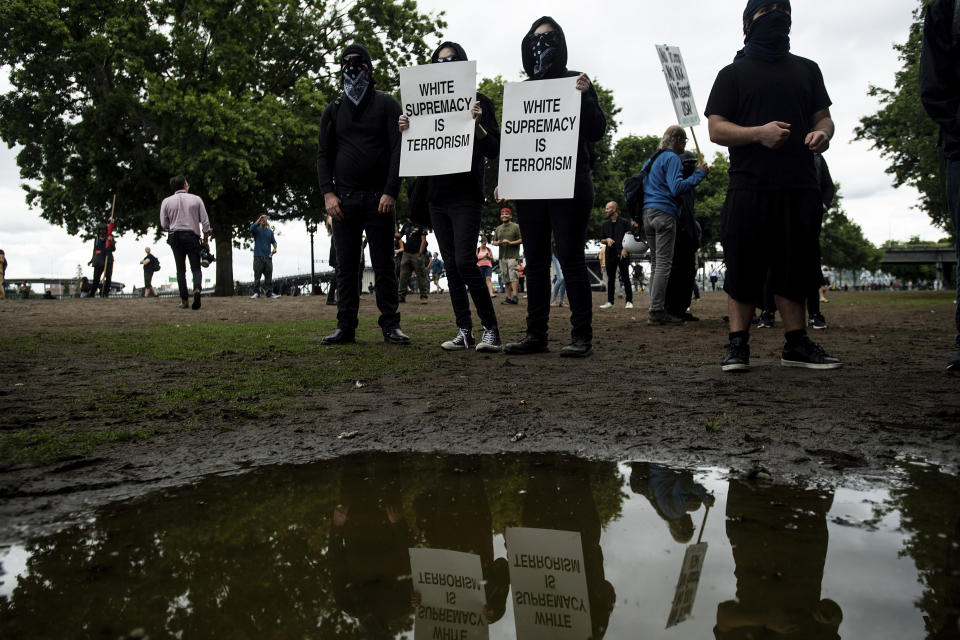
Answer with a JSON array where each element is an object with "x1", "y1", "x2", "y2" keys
[
  {"x1": 551, "y1": 253, "x2": 566, "y2": 303},
  {"x1": 947, "y1": 157, "x2": 960, "y2": 347}
]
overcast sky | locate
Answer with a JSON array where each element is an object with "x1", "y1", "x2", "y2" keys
[{"x1": 0, "y1": 0, "x2": 937, "y2": 292}]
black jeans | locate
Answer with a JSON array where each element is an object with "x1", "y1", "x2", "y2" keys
[
  {"x1": 605, "y1": 248, "x2": 633, "y2": 304},
  {"x1": 429, "y1": 200, "x2": 497, "y2": 330},
  {"x1": 665, "y1": 232, "x2": 696, "y2": 318},
  {"x1": 91, "y1": 256, "x2": 114, "y2": 297},
  {"x1": 515, "y1": 177, "x2": 594, "y2": 342},
  {"x1": 331, "y1": 192, "x2": 400, "y2": 331},
  {"x1": 169, "y1": 231, "x2": 202, "y2": 301}
]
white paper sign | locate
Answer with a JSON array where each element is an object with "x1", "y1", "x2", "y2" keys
[
  {"x1": 497, "y1": 78, "x2": 580, "y2": 200},
  {"x1": 409, "y1": 547, "x2": 489, "y2": 640},
  {"x1": 666, "y1": 542, "x2": 708, "y2": 628},
  {"x1": 655, "y1": 45, "x2": 700, "y2": 128},
  {"x1": 400, "y1": 61, "x2": 477, "y2": 177},
  {"x1": 505, "y1": 527, "x2": 591, "y2": 640}
]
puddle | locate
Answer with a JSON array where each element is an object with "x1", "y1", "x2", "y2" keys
[{"x1": 1, "y1": 454, "x2": 959, "y2": 639}]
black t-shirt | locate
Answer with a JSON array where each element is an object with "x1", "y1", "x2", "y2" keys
[
  {"x1": 143, "y1": 254, "x2": 159, "y2": 271},
  {"x1": 600, "y1": 217, "x2": 631, "y2": 254},
  {"x1": 400, "y1": 222, "x2": 427, "y2": 254},
  {"x1": 705, "y1": 54, "x2": 831, "y2": 190}
]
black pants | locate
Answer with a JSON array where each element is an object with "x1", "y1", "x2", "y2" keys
[
  {"x1": 429, "y1": 200, "x2": 497, "y2": 330},
  {"x1": 605, "y1": 249, "x2": 633, "y2": 304},
  {"x1": 327, "y1": 240, "x2": 338, "y2": 303},
  {"x1": 665, "y1": 233, "x2": 696, "y2": 318},
  {"x1": 331, "y1": 192, "x2": 400, "y2": 331},
  {"x1": 515, "y1": 177, "x2": 593, "y2": 342},
  {"x1": 169, "y1": 231, "x2": 202, "y2": 301},
  {"x1": 91, "y1": 256, "x2": 114, "y2": 297}
]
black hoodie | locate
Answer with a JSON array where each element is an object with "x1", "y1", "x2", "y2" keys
[
  {"x1": 317, "y1": 44, "x2": 402, "y2": 198},
  {"x1": 519, "y1": 17, "x2": 606, "y2": 177},
  {"x1": 920, "y1": 0, "x2": 960, "y2": 159},
  {"x1": 425, "y1": 41, "x2": 500, "y2": 204}
]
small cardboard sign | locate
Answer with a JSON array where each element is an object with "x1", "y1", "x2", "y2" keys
[
  {"x1": 409, "y1": 547, "x2": 489, "y2": 640},
  {"x1": 655, "y1": 45, "x2": 700, "y2": 128},
  {"x1": 666, "y1": 542, "x2": 708, "y2": 628}
]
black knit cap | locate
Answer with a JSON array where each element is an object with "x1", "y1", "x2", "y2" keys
[
  {"x1": 341, "y1": 43, "x2": 373, "y2": 69},
  {"x1": 743, "y1": 0, "x2": 790, "y2": 20}
]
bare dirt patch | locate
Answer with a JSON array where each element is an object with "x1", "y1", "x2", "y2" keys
[{"x1": 0, "y1": 290, "x2": 957, "y2": 540}]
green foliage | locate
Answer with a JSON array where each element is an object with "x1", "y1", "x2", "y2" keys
[
  {"x1": 0, "y1": 0, "x2": 446, "y2": 294},
  {"x1": 854, "y1": 0, "x2": 952, "y2": 235}
]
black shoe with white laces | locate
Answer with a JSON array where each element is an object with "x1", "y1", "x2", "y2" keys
[
  {"x1": 441, "y1": 328, "x2": 475, "y2": 351},
  {"x1": 721, "y1": 336, "x2": 750, "y2": 372},
  {"x1": 476, "y1": 326, "x2": 502, "y2": 353},
  {"x1": 781, "y1": 336, "x2": 842, "y2": 369}
]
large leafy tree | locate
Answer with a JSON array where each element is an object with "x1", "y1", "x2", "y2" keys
[
  {"x1": 820, "y1": 186, "x2": 883, "y2": 281},
  {"x1": 854, "y1": 0, "x2": 953, "y2": 235},
  {"x1": 0, "y1": 0, "x2": 444, "y2": 294}
]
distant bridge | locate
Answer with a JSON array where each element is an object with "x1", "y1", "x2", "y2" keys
[{"x1": 881, "y1": 246, "x2": 956, "y2": 265}]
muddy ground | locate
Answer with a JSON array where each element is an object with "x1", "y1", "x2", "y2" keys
[{"x1": 1, "y1": 289, "x2": 958, "y2": 540}]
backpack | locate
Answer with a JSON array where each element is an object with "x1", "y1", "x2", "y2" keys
[
  {"x1": 623, "y1": 149, "x2": 668, "y2": 222},
  {"x1": 151, "y1": 256, "x2": 161, "y2": 272}
]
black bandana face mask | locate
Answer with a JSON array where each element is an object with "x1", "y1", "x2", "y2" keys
[
  {"x1": 530, "y1": 31, "x2": 560, "y2": 79},
  {"x1": 342, "y1": 60, "x2": 370, "y2": 105}
]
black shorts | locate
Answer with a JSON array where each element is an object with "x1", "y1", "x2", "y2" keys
[{"x1": 720, "y1": 189, "x2": 821, "y2": 304}]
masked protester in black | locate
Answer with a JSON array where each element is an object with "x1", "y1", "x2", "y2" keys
[
  {"x1": 498, "y1": 17, "x2": 607, "y2": 358},
  {"x1": 664, "y1": 151, "x2": 702, "y2": 321},
  {"x1": 317, "y1": 44, "x2": 409, "y2": 345},
  {"x1": 88, "y1": 223, "x2": 115, "y2": 298},
  {"x1": 400, "y1": 42, "x2": 502, "y2": 353}
]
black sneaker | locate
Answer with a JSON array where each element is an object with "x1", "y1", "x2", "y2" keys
[
  {"x1": 722, "y1": 336, "x2": 750, "y2": 372},
  {"x1": 501, "y1": 297, "x2": 519, "y2": 305},
  {"x1": 948, "y1": 346, "x2": 960, "y2": 372},
  {"x1": 808, "y1": 312, "x2": 827, "y2": 330},
  {"x1": 560, "y1": 338, "x2": 592, "y2": 358},
  {"x1": 503, "y1": 334, "x2": 549, "y2": 355},
  {"x1": 756, "y1": 311, "x2": 775, "y2": 329},
  {"x1": 476, "y1": 326, "x2": 502, "y2": 353},
  {"x1": 648, "y1": 310, "x2": 683, "y2": 326},
  {"x1": 781, "y1": 336, "x2": 842, "y2": 369},
  {"x1": 441, "y1": 328, "x2": 475, "y2": 351},
  {"x1": 192, "y1": 289, "x2": 202, "y2": 310}
]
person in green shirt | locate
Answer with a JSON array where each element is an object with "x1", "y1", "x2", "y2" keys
[{"x1": 492, "y1": 208, "x2": 522, "y2": 304}]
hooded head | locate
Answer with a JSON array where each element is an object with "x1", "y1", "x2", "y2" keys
[
  {"x1": 679, "y1": 150, "x2": 698, "y2": 178},
  {"x1": 97, "y1": 222, "x2": 109, "y2": 236},
  {"x1": 522, "y1": 17, "x2": 568, "y2": 80},
  {"x1": 340, "y1": 44, "x2": 374, "y2": 106},
  {"x1": 739, "y1": 1, "x2": 791, "y2": 61},
  {"x1": 431, "y1": 41, "x2": 468, "y2": 64}
]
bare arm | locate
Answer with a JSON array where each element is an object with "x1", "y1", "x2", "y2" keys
[
  {"x1": 708, "y1": 114, "x2": 791, "y2": 150},
  {"x1": 805, "y1": 108, "x2": 834, "y2": 153}
]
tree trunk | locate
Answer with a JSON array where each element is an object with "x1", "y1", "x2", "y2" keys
[{"x1": 214, "y1": 229, "x2": 234, "y2": 296}]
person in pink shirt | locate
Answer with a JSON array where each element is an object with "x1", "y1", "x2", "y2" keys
[{"x1": 160, "y1": 175, "x2": 212, "y2": 310}]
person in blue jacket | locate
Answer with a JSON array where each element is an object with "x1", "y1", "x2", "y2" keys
[{"x1": 641, "y1": 125, "x2": 708, "y2": 325}]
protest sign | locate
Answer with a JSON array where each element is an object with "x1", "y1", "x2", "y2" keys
[
  {"x1": 400, "y1": 60, "x2": 477, "y2": 177},
  {"x1": 497, "y1": 77, "x2": 580, "y2": 200},
  {"x1": 505, "y1": 527, "x2": 591, "y2": 640},
  {"x1": 409, "y1": 547, "x2": 488, "y2": 640},
  {"x1": 666, "y1": 542, "x2": 708, "y2": 628},
  {"x1": 655, "y1": 45, "x2": 700, "y2": 128}
]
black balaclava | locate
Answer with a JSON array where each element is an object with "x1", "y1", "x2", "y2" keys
[
  {"x1": 737, "y1": 1, "x2": 791, "y2": 62},
  {"x1": 431, "y1": 41, "x2": 468, "y2": 64},
  {"x1": 521, "y1": 17, "x2": 568, "y2": 80},
  {"x1": 341, "y1": 44, "x2": 374, "y2": 106},
  {"x1": 679, "y1": 150, "x2": 698, "y2": 179}
]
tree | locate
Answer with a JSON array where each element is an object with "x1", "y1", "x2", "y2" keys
[
  {"x1": 854, "y1": 0, "x2": 953, "y2": 235},
  {"x1": 820, "y1": 187, "x2": 883, "y2": 282},
  {"x1": 0, "y1": 0, "x2": 445, "y2": 294}
]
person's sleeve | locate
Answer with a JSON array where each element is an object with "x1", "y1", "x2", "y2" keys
[
  {"x1": 808, "y1": 61, "x2": 832, "y2": 115},
  {"x1": 666, "y1": 155, "x2": 706, "y2": 196},
  {"x1": 316, "y1": 102, "x2": 337, "y2": 195},
  {"x1": 704, "y1": 65, "x2": 738, "y2": 119},
  {"x1": 159, "y1": 201, "x2": 169, "y2": 230},
  {"x1": 249, "y1": 223, "x2": 258, "y2": 234},
  {"x1": 476, "y1": 93, "x2": 500, "y2": 159},
  {"x1": 920, "y1": 0, "x2": 960, "y2": 138},
  {"x1": 580, "y1": 83, "x2": 607, "y2": 143},
  {"x1": 600, "y1": 220, "x2": 611, "y2": 241},
  {"x1": 198, "y1": 199, "x2": 212, "y2": 234},
  {"x1": 384, "y1": 95, "x2": 403, "y2": 198}
]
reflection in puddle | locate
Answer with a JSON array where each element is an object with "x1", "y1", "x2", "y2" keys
[{"x1": 0, "y1": 454, "x2": 958, "y2": 639}]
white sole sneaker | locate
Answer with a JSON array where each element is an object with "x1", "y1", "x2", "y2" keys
[{"x1": 780, "y1": 358, "x2": 842, "y2": 370}]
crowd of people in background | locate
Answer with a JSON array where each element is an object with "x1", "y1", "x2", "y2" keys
[{"x1": 3, "y1": 0, "x2": 957, "y2": 372}]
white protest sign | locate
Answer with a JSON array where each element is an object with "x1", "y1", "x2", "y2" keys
[
  {"x1": 505, "y1": 527, "x2": 591, "y2": 640},
  {"x1": 400, "y1": 60, "x2": 477, "y2": 177},
  {"x1": 655, "y1": 45, "x2": 700, "y2": 128},
  {"x1": 497, "y1": 78, "x2": 580, "y2": 200},
  {"x1": 666, "y1": 542, "x2": 708, "y2": 628},
  {"x1": 409, "y1": 547, "x2": 489, "y2": 640}
]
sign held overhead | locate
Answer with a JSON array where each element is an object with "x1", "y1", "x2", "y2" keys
[{"x1": 655, "y1": 45, "x2": 700, "y2": 128}]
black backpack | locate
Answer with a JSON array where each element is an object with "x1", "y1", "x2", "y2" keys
[{"x1": 623, "y1": 149, "x2": 667, "y2": 222}]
